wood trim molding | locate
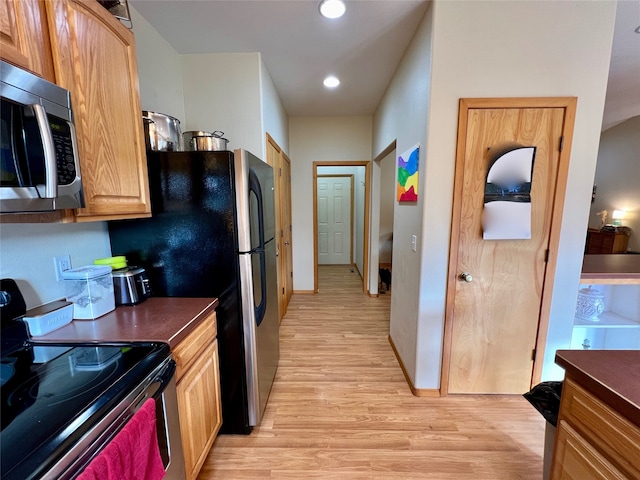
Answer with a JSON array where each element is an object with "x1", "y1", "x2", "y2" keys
[
  {"x1": 313, "y1": 161, "x2": 371, "y2": 295},
  {"x1": 389, "y1": 335, "x2": 441, "y2": 398},
  {"x1": 441, "y1": 97, "x2": 578, "y2": 396},
  {"x1": 373, "y1": 140, "x2": 397, "y2": 163},
  {"x1": 530, "y1": 97, "x2": 577, "y2": 385}
]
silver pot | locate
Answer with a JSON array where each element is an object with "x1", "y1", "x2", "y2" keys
[
  {"x1": 184, "y1": 130, "x2": 229, "y2": 151},
  {"x1": 142, "y1": 111, "x2": 183, "y2": 151},
  {"x1": 182, "y1": 130, "x2": 210, "y2": 151}
]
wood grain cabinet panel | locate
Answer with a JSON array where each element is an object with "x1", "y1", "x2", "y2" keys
[
  {"x1": 174, "y1": 313, "x2": 222, "y2": 480},
  {"x1": 552, "y1": 421, "x2": 627, "y2": 480},
  {"x1": 173, "y1": 313, "x2": 217, "y2": 381},
  {"x1": 47, "y1": 0, "x2": 150, "y2": 220},
  {"x1": 0, "y1": 0, "x2": 55, "y2": 81},
  {"x1": 551, "y1": 377, "x2": 640, "y2": 479},
  {"x1": 586, "y1": 229, "x2": 629, "y2": 254}
]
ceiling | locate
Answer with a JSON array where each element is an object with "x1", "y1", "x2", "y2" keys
[{"x1": 131, "y1": 0, "x2": 639, "y2": 128}]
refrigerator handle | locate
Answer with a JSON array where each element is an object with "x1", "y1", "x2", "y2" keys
[{"x1": 249, "y1": 169, "x2": 267, "y2": 326}]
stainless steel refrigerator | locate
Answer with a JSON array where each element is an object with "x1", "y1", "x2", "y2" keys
[{"x1": 108, "y1": 149, "x2": 279, "y2": 434}]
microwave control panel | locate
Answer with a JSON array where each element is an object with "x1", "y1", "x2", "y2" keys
[{"x1": 50, "y1": 119, "x2": 77, "y2": 186}]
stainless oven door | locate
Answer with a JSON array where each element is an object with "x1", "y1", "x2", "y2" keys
[{"x1": 44, "y1": 356, "x2": 186, "y2": 480}]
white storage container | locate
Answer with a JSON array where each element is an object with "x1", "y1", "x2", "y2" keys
[
  {"x1": 61, "y1": 265, "x2": 115, "y2": 319},
  {"x1": 22, "y1": 300, "x2": 73, "y2": 336}
]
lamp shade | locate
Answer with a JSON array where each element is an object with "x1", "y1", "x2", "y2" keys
[{"x1": 612, "y1": 210, "x2": 625, "y2": 226}]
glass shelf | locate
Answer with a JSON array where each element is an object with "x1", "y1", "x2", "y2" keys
[{"x1": 573, "y1": 311, "x2": 640, "y2": 328}]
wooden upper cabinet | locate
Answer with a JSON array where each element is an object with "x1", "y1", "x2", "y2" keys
[
  {"x1": 0, "y1": 0, "x2": 55, "y2": 81},
  {"x1": 47, "y1": 0, "x2": 150, "y2": 220}
]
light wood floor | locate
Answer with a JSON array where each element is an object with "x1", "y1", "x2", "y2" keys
[{"x1": 198, "y1": 265, "x2": 546, "y2": 479}]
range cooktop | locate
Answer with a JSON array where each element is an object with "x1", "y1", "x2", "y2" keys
[{"x1": 0, "y1": 341, "x2": 170, "y2": 480}]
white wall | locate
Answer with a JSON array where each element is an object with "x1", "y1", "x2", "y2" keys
[
  {"x1": 181, "y1": 53, "x2": 264, "y2": 159},
  {"x1": 0, "y1": 223, "x2": 112, "y2": 309},
  {"x1": 289, "y1": 117, "x2": 372, "y2": 291},
  {"x1": 373, "y1": 0, "x2": 617, "y2": 388},
  {"x1": 130, "y1": 5, "x2": 186, "y2": 126},
  {"x1": 431, "y1": 0, "x2": 615, "y2": 386},
  {"x1": 590, "y1": 115, "x2": 640, "y2": 252},
  {"x1": 260, "y1": 57, "x2": 289, "y2": 158},
  {"x1": 372, "y1": 4, "x2": 433, "y2": 385}
]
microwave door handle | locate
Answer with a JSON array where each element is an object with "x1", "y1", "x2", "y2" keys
[{"x1": 31, "y1": 104, "x2": 57, "y2": 198}]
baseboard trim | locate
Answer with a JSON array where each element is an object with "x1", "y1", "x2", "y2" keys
[
  {"x1": 293, "y1": 290, "x2": 315, "y2": 295},
  {"x1": 368, "y1": 292, "x2": 379, "y2": 298},
  {"x1": 388, "y1": 335, "x2": 441, "y2": 398}
]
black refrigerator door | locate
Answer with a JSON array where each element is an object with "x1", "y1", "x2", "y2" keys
[
  {"x1": 109, "y1": 150, "x2": 237, "y2": 298},
  {"x1": 108, "y1": 150, "x2": 253, "y2": 434}
]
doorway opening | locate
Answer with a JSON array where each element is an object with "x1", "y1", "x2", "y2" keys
[
  {"x1": 369, "y1": 141, "x2": 397, "y2": 297},
  {"x1": 313, "y1": 161, "x2": 370, "y2": 294}
]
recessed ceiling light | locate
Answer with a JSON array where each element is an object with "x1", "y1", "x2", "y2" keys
[
  {"x1": 635, "y1": 25, "x2": 640, "y2": 34},
  {"x1": 323, "y1": 75, "x2": 340, "y2": 88},
  {"x1": 319, "y1": 0, "x2": 346, "y2": 19}
]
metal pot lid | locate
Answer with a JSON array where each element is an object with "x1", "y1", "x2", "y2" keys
[
  {"x1": 142, "y1": 110, "x2": 181, "y2": 120},
  {"x1": 183, "y1": 130, "x2": 211, "y2": 136}
]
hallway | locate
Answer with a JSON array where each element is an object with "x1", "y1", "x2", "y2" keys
[{"x1": 199, "y1": 265, "x2": 545, "y2": 479}]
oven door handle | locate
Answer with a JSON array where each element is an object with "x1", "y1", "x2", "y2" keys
[{"x1": 132, "y1": 359, "x2": 176, "y2": 411}]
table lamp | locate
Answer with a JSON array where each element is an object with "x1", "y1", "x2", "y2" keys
[{"x1": 612, "y1": 210, "x2": 625, "y2": 226}]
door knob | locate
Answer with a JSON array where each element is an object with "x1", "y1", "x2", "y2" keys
[
  {"x1": 284, "y1": 241, "x2": 290, "y2": 245},
  {"x1": 459, "y1": 272, "x2": 473, "y2": 283}
]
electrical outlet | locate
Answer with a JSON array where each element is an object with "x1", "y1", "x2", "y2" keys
[{"x1": 54, "y1": 255, "x2": 71, "y2": 281}]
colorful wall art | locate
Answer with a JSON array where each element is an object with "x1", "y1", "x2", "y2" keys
[
  {"x1": 397, "y1": 145, "x2": 419, "y2": 202},
  {"x1": 482, "y1": 144, "x2": 536, "y2": 240}
]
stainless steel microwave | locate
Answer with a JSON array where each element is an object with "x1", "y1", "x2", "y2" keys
[{"x1": 0, "y1": 60, "x2": 84, "y2": 213}]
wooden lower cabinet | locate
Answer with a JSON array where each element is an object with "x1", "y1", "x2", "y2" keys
[
  {"x1": 173, "y1": 315, "x2": 222, "y2": 480},
  {"x1": 551, "y1": 378, "x2": 640, "y2": 479},
  {"x1": 553, "y1": 421, "x2": 626, "y2": 479}
]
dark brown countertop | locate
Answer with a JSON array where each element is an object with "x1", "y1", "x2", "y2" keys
[
  {"x1": 35, "y1": 297, "x2": 218, "y2": 349},
  {"x1": 555, "y1": 350, "x2": 640, "y2": 427},
  {"x1": 581, "y1": 255, "x2": 640, "y2": 284}
]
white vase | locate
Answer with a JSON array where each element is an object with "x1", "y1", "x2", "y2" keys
[{"x1": 575, "y1": 286, "x2": 605, "y2": 321}]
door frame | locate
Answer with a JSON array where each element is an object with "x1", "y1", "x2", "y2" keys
[
  {"x1": 316, "y1": 174, "x2": 355, "y2": 265},
  {"x1": 313, "y1": 161, "x2": 371, "y2": 294},
  {"x1": 266, "y1": 133, "x2": 293, "y2": 321},
  {"x1": 440, "y1": 97, "x2": 577, "y2": 396}
]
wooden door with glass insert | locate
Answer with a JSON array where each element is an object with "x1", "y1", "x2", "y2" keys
[{"x1": 443, "y1": 98, "x2": 576, "y2": 394}]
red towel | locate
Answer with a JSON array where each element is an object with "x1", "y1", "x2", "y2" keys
[{"x1": 77, "y1": 398, "x2": 165, "y2": 480}]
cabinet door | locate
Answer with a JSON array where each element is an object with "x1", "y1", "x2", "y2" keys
[
  {"x1": 552, "y1": 421, "x2": 627, "y2": 480},
  {"x1": 0, "y1": 0, "x2": 55, "y2": 81},
  {"x1": 47, "y1": 0, "x2": 150, "y2": 220},
  {"x1": 176, "y1": 340, "x2": 222, "y2": 480}
]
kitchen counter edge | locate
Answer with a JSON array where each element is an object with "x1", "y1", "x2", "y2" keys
[
  {"x1": 555, "y1": 349, "x2": 640, "y2": 428},
  {"x1": 34, "y1": 297, "x2": 219, "y2": 349}
]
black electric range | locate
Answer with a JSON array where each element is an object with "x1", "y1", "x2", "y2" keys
[{"x1": 0, "y1": 280, "x2": 172, "y2": 480}]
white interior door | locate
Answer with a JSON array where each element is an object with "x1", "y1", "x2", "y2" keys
[{"x1": 317, "y1": 176, "x2": 352, "y2": 265}]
